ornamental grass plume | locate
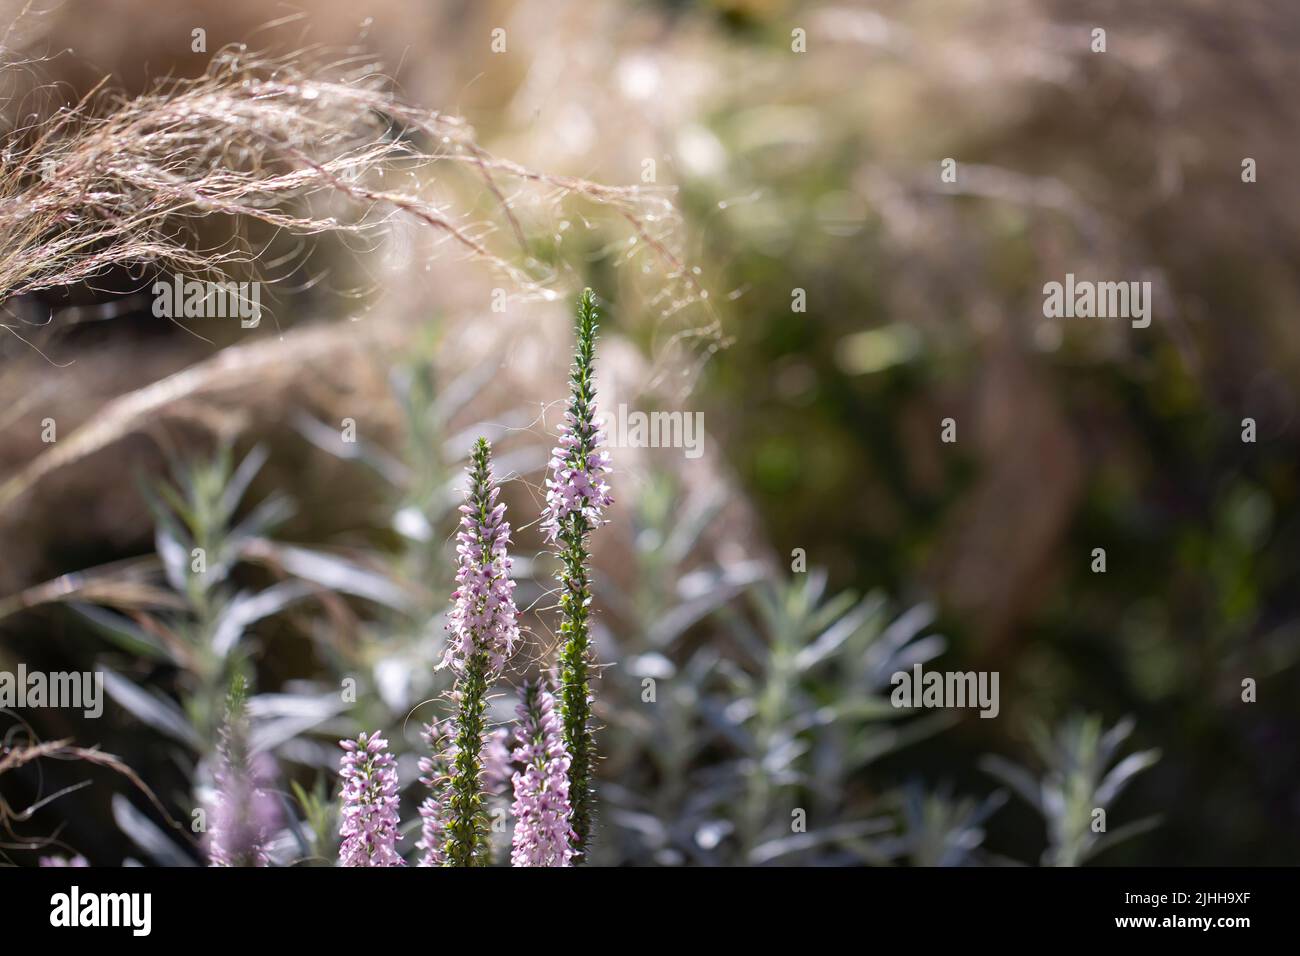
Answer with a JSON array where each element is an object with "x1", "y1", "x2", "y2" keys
[
  {"x1": 510, "y1": 677, "x2": 576, "y2": 867},
  {"x1": 337, "y1": 732, "x2": 404, "y2": 867},
  {"x1": 545, "y1": 288, "x2": 613, "y2": 860},
  {"x1": 0, "y1": 49, "x2": 520, "y2": 308},
  {"x1": 441, "y1": 438, "x2": 520, "y2": 866},
  {"x1": 0, "y1": 47, "x2": 684, "y2": 311},
  {"x1": 207, "y1": 679, "x2": 280, "y2": 867}
]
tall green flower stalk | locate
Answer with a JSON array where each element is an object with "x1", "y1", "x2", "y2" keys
[
  {"x1": 441, "y1": 438, "x2": 520, "y2": 866},
  {"x1": 543, "y1": 289, "x2": 614, "y2": 860}
]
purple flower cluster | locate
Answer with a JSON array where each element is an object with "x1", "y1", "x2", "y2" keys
[
  {"x1": 541, "y1": 409, "x2": 613, "y2": 544},
  {"x1": 443, "y1": 475, "x2": 520, "y2": 673},
  {"x1": 208, "y1": 750, "x2": 280, "y2": 867},
  {"x1": 510, "y1": 681, "x2": 576, "y2": 867},
  {"x1": 39, "y1": 855, "x2": 89, "y2": 867},
  {"x1": 338, "y1": 732, "x2": 405, "y2": 867}
]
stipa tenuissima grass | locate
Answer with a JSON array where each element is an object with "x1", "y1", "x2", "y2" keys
[{"x1": 0, "y1": 43, "x2": 699, "y2": 366}]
